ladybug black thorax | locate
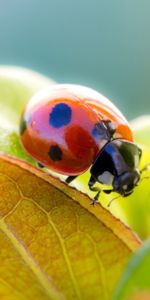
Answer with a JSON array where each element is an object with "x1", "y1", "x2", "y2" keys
[{"x1": 90, "y1": 139, "x2": 141, "y2": 196}]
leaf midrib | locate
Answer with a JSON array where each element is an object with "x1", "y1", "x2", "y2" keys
[{"x1": 0, "y1": 220, "x2": 63, "y2": 300}]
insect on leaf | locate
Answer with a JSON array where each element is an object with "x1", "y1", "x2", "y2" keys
[{"x1": 0, "y1": 154, "x2": 141, "y2": 300}]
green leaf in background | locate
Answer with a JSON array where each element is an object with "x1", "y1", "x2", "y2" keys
[
  {"x1": 0, "y1": 66, "x2": 55, "y2": 163},
  {"x1": 112, "y1": 239, "x2": 150, "y2": 300},
  {"x1": 131, "y1": 116, "x2": 150, "y2": 148}
]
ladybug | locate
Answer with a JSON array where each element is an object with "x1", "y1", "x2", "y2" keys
[{"x1": 19, "y1": 84, "x2": 143, "y2": 204}]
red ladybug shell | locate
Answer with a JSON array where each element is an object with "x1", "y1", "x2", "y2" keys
[{"x1": 20, "y1": 84, "x2": 133, "y2": 175}]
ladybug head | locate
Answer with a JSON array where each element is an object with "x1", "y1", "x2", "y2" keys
[
  {"x1": 90, "y1": 139, "x2": 141, "y2": 197},
  {"x1": 112, "y1": 169, "x2": 140, "y2": 196}
]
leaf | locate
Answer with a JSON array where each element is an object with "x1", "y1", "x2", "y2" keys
[
  {"x1": 0, "y1": 66, "x2": 55, "y2": 163},
  {"x1": 112, "y1": 239, "x2": 150, "y2": 300},
  {"x1": 131, "y1": 115, "x2": 150, "y2": 148},
  {"x1": 0, "y1": 153, "x2": 140, "y2": 300}
]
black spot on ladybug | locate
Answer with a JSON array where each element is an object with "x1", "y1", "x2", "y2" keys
[
  {"x1": 48, "y1": 145, "x2": 62, "y2": 161},
  {"x1": 49, "y1": 103, "x2": 72, "y2": 128},
  {"x1": 20, "y1": 115, "x2": 27, "y2": 135}
]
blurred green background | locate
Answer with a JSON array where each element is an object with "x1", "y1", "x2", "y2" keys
[{"x1": 0, "y1": 0, "x2": 150, "y2": 119}]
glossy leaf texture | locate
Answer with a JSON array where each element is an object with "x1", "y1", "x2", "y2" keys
[
  {"x1": 112, "y1": 239, "x2": 150, "y2": 300},
  {"x1": 0, "y1": 154, "x2": 140, "y2": 300}
]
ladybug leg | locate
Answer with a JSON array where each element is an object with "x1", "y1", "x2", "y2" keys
[
  {"x1": 103, "y1": 189, "x2": 113, "y2": 194},
  {"x1": 37, "y1": 162, "x2": 45, "y2": 168},
  {"x1": 88, "y1": 176, "x2": 101, "y2": 205},
  {"x1": 91, "y1": 191, "x2": 101, "y2": 206},
  {"x1": 140, "y1": 163, "x2": 150, "y2": 174},
  {"x1": 88, "y1": 176, "x2": 114, "y2": 205},
  {"x1": 66, "y1": 175, "x2": 77, "y2": 184}
]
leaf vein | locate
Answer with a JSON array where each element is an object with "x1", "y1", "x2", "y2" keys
[
  {"x1": 23, "y1": 196, "x2": 83, "y2": 300},
  {"x1": 0, "y1": 220, "x2": 63, "y2": 300}
]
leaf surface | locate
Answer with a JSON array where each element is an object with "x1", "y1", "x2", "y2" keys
[
  {"x1": 0, "y1": 154, "x2": 140, "y2": 300},
  {"x1": 112, "y1": 240, "x2": 150, "y2": 300}
]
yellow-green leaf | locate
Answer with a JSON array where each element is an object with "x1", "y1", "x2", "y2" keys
[
  {"x1": 112, "y1": 240, "x2": 150, "y2": 300},
  {"x1": 0, "y1": 154, "x2": 140, "y2": 300}
]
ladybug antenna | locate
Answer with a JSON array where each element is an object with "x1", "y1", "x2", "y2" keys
[
  {"x1": 141, "y1": 176, "x2": 150, "y2": 182},
  {"x1": 140, "y1": 163, "x2": 150, "y2": 182},
  {"x1": 140, "y1": 163, "x2": 150, "y2": 174},
  {"x1": 138, "y1": 163, "x2": 150, "y2": 183},
  {"x1": 107, "y1": 195, "x2": 121, "y2": 208}
]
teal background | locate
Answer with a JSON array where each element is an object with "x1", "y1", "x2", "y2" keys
[{"x1": 0, "y1": 0, "x2": 150, "y2": 119}]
